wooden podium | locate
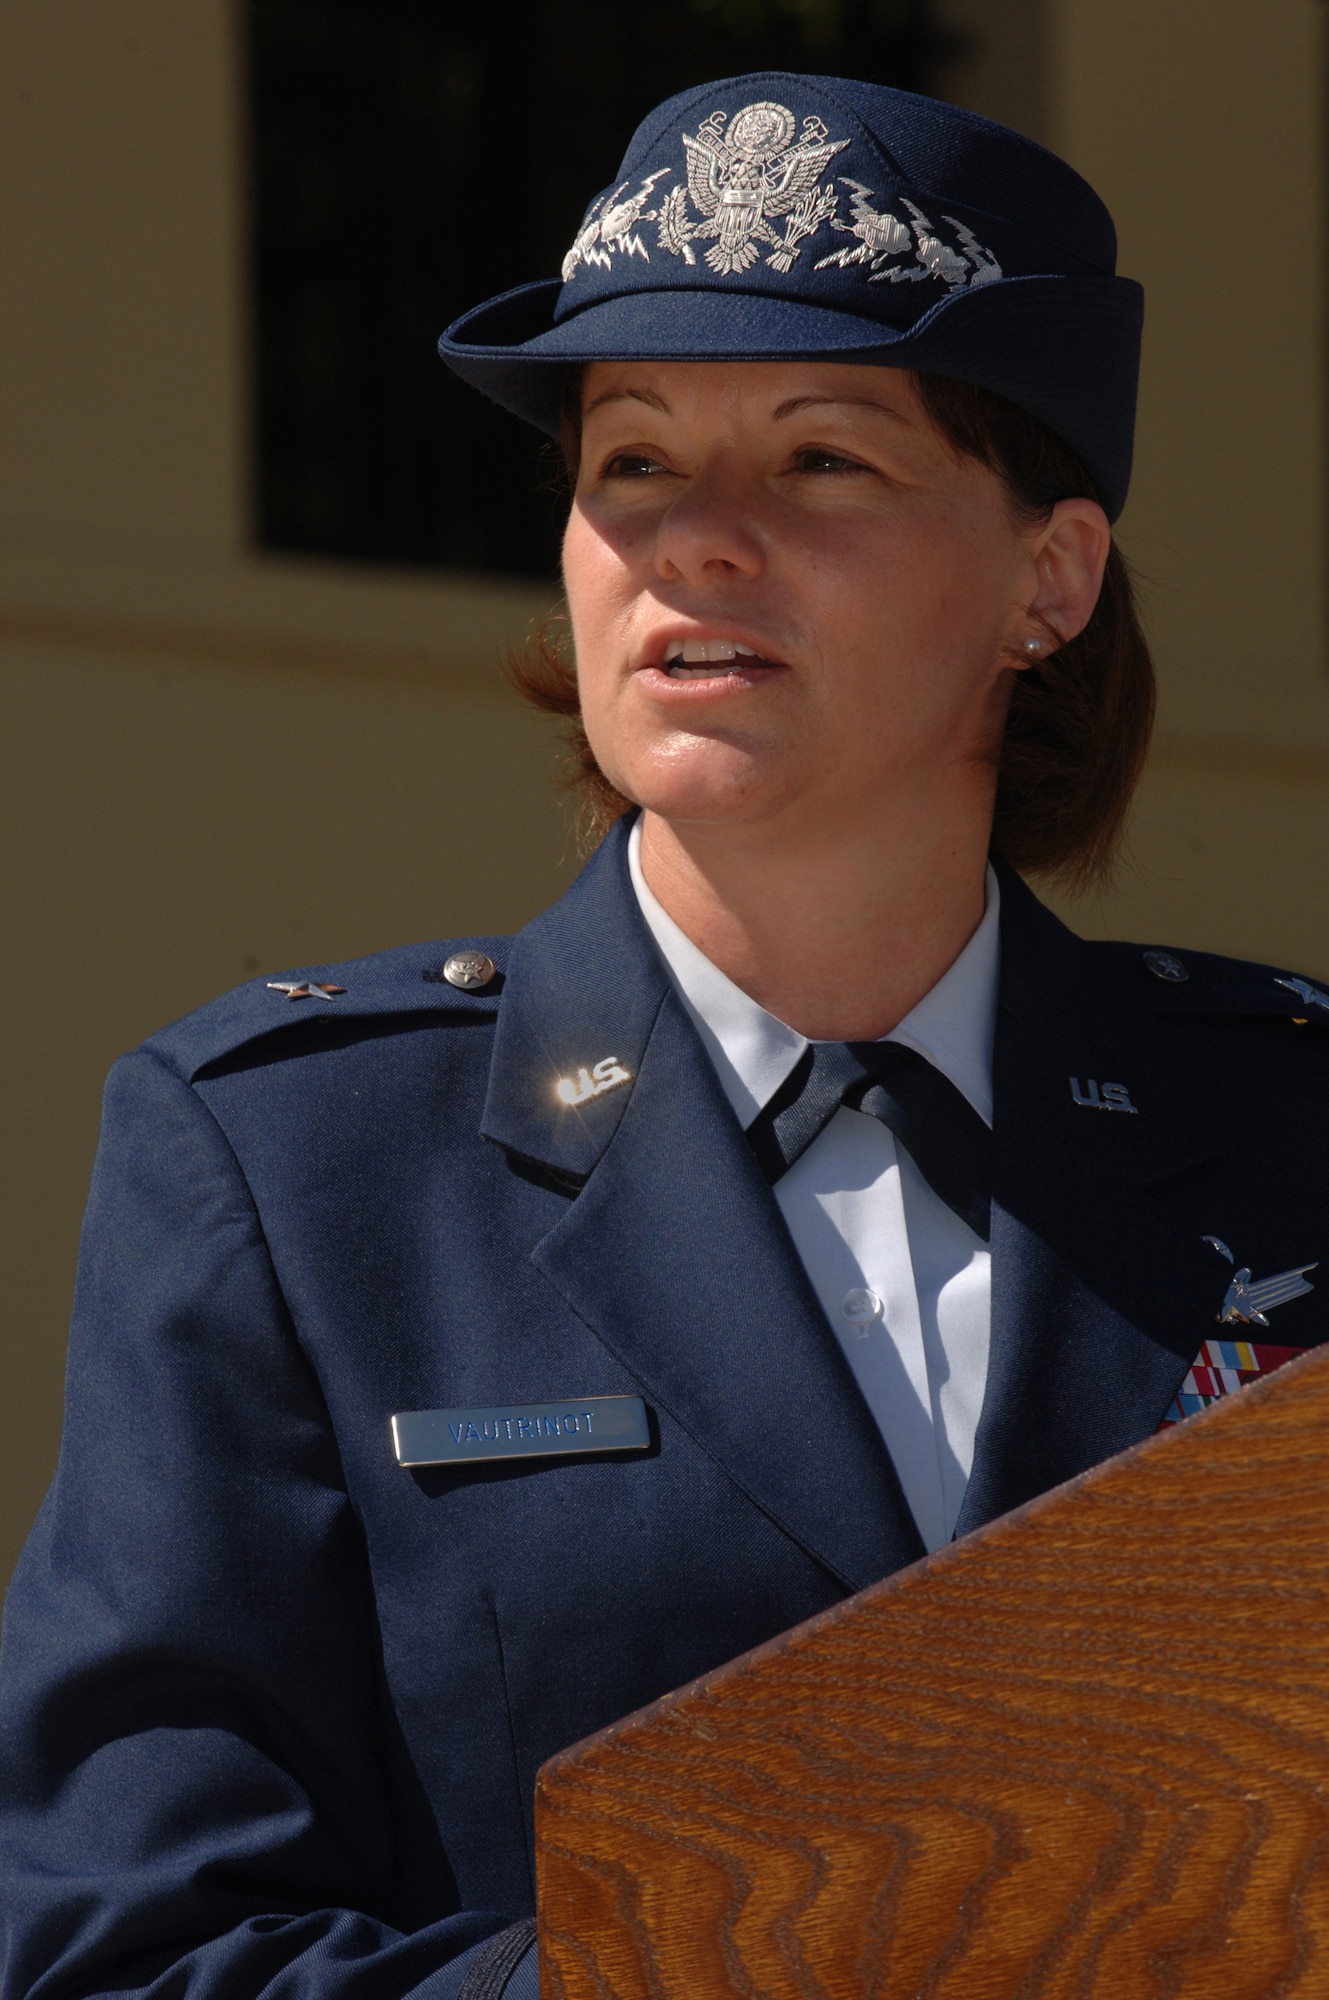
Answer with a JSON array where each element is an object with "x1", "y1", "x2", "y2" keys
[{"x1": 534, "y1": 1346, "x2": 1329, "y2": 1998}]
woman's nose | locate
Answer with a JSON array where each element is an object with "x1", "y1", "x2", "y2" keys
[{"x1": 652, "y1": 467, "x2": 766, "y2": 585}]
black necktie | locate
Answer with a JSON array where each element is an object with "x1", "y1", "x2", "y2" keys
[{"x1": 746, "y1": 1040, "x2": 992, "y2": 1241}]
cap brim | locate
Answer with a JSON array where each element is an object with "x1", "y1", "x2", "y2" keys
[{"x1": 439, "y1": 272, "x2": 1143, "y2": 520}]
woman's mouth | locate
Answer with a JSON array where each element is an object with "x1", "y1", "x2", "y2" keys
[{"x1": 660, "y1": 638, "x2": 776, "y2": 679}]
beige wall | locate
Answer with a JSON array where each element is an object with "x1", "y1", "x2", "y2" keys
[
  {"x1": 1044, "y1": 0, "x2": 1329, "y2": 956},
  {"x1": 1, "y1": 0, "x2": 1326, "y2": 1586},
  {"x1": 0, "y1": 0, "x2": 568, "y2": 1586}
]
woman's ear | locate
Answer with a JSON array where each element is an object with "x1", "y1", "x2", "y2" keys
[{"x1": 1022, "y1": 497, "x2": 1113, "y2": 651}]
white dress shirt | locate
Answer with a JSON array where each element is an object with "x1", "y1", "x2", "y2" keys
[{"x1": 627, "y1": 819, "x2": 998, "y2": 1553}]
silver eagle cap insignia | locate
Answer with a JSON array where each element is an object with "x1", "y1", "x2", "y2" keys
[
  {"x1": 1203, "y1": 1235, "x2": 1317, "y2": 1327},
  {"x1": 667, "y1": 101, "x2": 848, "y2": 275},
  {"x1": 563, "y1": 101, "x2": 849, "y2": 282}
]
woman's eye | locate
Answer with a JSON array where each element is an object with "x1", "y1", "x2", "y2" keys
[
  {"x1": 792, "y1": 447, "x2": 863, "y2": 474},
  {"x1": 601, "y1": 451, "x2": 668, "y2": 479}
]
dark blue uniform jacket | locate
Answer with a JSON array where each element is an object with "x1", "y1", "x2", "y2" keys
[{"x1": 3, "y1": 817, "x2": 1328, "y2": 2000}]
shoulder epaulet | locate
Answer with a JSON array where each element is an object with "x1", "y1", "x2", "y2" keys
[
  {"x1": 1095, "y1": 938, "x2": 1329, "y2": 1026},
  {"x1": 143, "y1": 935, "x2": 510, "y2": 1083}
]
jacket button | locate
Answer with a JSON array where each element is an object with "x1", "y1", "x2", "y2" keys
[
  {"x1": 841, "y1": 1288, "x2": 883, "y2": 1327},
  {"x1": 1142, "y1": 949, "x2": 1188, "y2": 983},
  {"x1": 441, "y1": 951, "x2": 497, "y2": 990}
]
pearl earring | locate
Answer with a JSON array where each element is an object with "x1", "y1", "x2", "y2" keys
[{"x1": 1022, "y1": 635, "x2": 1045, "y2": 657}]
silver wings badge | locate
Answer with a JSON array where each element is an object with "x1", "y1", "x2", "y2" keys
[
  {"x1": 1219, "y1": 1265, "x2": 1318, "y2": 1327},
  {"x1": 1204, "y1": 1235, "x2": 1317, "y2": 1326}
]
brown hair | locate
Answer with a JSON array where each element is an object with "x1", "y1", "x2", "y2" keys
[{"x1": 509, "y1": 367, "x2": 1155, "y2": 889}]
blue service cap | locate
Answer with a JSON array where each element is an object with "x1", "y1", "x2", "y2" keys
[{"x1": 439, "y1": 73, "x2": 1143, "y2": 520}]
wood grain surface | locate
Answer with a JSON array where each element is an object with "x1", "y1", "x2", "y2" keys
[{"x1": 535, "y1": 1345, "x2": 1329, "y2": 1998}]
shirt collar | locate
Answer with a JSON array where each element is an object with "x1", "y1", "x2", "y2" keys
[{"x1": 627, "y1": 816, "x2": 999, "y2": 1130}]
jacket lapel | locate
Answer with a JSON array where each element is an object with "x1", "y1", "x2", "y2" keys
[
  {"x1": 485, "y1": 833, "x2": 1238, "y2": 1563},
  {"x1": 482, "y1": 819, "x2": 924, "y2": 1592},
  {"x1": 956, "y1": 868, "x2": 1236, "y2": 1536}
]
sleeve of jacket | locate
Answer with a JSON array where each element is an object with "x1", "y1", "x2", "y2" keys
[{"x1": 0, "y1": 1048, "x2": 531, "y2": 2000}]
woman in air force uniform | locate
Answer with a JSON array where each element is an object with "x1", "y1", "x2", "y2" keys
[{"x1": 4, "y1": 69, "x2": 1328, "y2": 2000}]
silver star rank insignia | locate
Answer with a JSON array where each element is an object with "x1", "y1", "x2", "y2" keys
[{"x1": 266, "y1": 980, "x2": 346, "y2": 1002}]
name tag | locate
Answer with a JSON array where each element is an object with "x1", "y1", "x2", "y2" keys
[{"x1": 391, "y1": 1395, "x2": 650, "y2": 1467}]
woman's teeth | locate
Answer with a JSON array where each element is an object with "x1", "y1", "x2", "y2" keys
[{"x1": 662, "y1": 638, "x2": 762, "y2": 678}]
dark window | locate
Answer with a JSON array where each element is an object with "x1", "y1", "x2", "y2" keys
[{"x1": 246, "y1": 0, "x2": 952, "y2": 580}]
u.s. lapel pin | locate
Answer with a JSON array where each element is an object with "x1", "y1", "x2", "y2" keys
[
  {"x1": 556, "y1": 1057, "x2": 632, "y2": 1107},
  {"x1": 1203, "y1": 1235, "x2": 1317, "y2": 1327},
  {"x1": 1069, "y1": 1077, "x2": 1138, "y2": 1113},
  {"x1": 267, "y1": 980, "x2": 346, "y2": 1001}
]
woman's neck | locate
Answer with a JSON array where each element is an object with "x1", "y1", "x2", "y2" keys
[{"x1": 637, "y1": 804, "x2": 993, "y2": 1042}]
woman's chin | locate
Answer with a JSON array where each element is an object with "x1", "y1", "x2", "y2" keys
[{"x1": 618, "y1": 757, "x2": 794, "y2": 831}]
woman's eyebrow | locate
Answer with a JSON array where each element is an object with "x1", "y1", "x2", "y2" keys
[
  {"x1": 771, "y1": 394, "x2": 913, "y2": 424},
  {"x1": 583, "y1": 386, "x2": 671, "y2": 418}
]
